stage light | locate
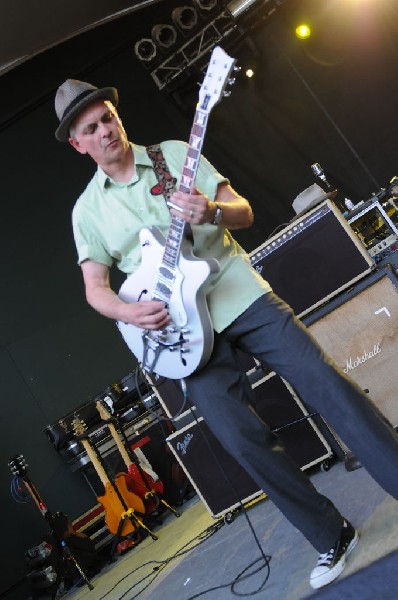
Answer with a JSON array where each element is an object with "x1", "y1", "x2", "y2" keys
[
  {"x1": 245, "y1": 67, "x2": 255, "y2": 78},
  {"x1": 296, "y1": 24, "x2": 311, "y2": 39},
  {"x1": 151, "y1": 23, "x2": 178, "y2": 49},
  {"x1": 134, "y1": 38, "x2": 158, "y2": 62},
  {"x1": 172, "y1": 6, "x2": 199, "y2": 33}
]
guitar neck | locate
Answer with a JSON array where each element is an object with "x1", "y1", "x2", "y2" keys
[
  {"x1": 153, "y1": 109, "x2": 208, "y2": 296},
  {"x1": 79, "y1": 437, "x2": 112, "y2": 489},
  {"x1": 106, "y1": 421, "x2": 133, "y2": 470},
  {"x1": 179, "y1": 108, "x2": 208, "y2": 194}
]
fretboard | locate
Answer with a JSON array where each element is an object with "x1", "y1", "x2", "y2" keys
[{"x1": 152, "y1": 106, "x2": 209, "y2": 302}]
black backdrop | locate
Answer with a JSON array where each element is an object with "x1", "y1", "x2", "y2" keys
[{"x1": 1, "y1": 0, "x2": 398, "y2": 595}]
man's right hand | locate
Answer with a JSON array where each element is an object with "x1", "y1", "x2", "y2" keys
[
  {"x1": 80, "y1": 260, "x2": 170, "y2": 329},
  {"x1": 121, "y1": 300, "x2": 171, "y2": 330}
]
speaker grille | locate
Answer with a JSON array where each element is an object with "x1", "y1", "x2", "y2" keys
[
  {"x1": 250, "y1": 200, "x2": 373, "y2": 316},
  {"x1": 308, "y1": 273, "x2": 398, "y2": 426}
]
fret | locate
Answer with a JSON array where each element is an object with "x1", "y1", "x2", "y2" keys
[
  {"x1": 185, "y1": 157, "x2": 196, "y2": 170},
  {"x1": 190, "y1": 135, "x2": 202, "y2": 150},
  {"x1": 180, "y1": 175, "x2": 193, "y2": 189},
  {"x1": 196, "y1": 111, "x2": 207, "y2": 126}
]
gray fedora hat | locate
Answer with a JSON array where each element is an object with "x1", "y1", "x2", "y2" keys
[{"x1": 55, "y1": 79, "x2": 118, "y2": 142}]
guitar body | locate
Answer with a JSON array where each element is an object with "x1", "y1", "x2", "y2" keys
[
  {"x1": 125, "y1": 463, "x2": 164, "y2": 510},
  {"x1": 97, "y1": 474, "x2": 145, "y2": 536},
  {"x1": 117, "y1": 226, "x2": 219, "y2": 379}
]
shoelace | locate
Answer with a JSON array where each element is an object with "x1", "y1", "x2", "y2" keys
[{"x1": 317, "y1": 548, "x2": 335, "y2": 565}]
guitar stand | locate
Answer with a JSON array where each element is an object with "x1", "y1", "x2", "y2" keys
[
  {"x1": 89, "y1": 439, "x2": 159, "y2": 561},
  {"x1": 22, "y1": 478, "x2": 94, "y2": 598},
  {"x1": 115, "y1": 417, "x2": 180, "y2": 519}
]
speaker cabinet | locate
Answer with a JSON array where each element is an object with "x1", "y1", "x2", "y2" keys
[
  {"x1": 145, "y1": 374, "x2": 191, "y2": 418},
  {"x1": 166, "y1": 372, "x2": 332, "y2": 517},
  {"x1": 166, "y1": 418, "x2": 262, "y2": 518},
  {"x1": 146, "y1": 350, "x2": 258, "y2": 418},
  {"x1": 250, "y1": 200, "x2": 374, "y2": 317},
  {"x1": 250, "y1": 372, "x2": 333, "y2": 470},
  {"x1": 305, "y1": 266, "x2": 398, "y2": 427}
]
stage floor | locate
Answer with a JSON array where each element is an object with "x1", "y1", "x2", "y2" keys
[{"x1": 60, "y1": 458, "x2": 398, "y2": 600}]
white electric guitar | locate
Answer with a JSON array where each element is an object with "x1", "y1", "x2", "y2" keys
[{"x1": 117, "y1": 46, "x2": 237, "y2": 379}]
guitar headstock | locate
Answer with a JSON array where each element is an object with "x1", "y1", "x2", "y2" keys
[
  {"x1": 72, "y1": 416, "x2": 87, "y2": 438},
  {"x1": 96, "y1": 399, "x2": 113, "y2": 421},
  {"x1": 8, "y1": 454, "x2": 28, "y2": 478},
  {"x1": 198, "y1": 46, "x2": 237, "y2": 113}
]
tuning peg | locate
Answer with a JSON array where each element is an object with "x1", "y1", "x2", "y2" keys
[
  {"x1": 223, "y1": 91, "x2": 232, "y2": 97},
  {"x1": 233, "y1": 65, "x2": 241, "y2": 72},
  {"x1": 228, "y1": 77, "x2": 236, "y2": 85}
]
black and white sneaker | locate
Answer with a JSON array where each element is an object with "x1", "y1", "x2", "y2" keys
[{"x1": 310, "y1": 520, "x2": 359, "y2": 589}]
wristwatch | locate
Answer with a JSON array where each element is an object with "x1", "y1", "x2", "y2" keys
[{"x1": 211, "y1": 202, "x2": 223, "y2": 225}]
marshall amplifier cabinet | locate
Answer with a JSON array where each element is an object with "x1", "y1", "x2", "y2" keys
[
  {"x1": 250, "y1": 200, "x2": 374, "y2": 317},
  {"x1": 304, "y1": 265, "x2": 398, "y2": 428}
]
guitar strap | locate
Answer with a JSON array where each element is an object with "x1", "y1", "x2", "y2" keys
[{"x1": 146, "y1": 143, "x2": 193, "y2": 242}]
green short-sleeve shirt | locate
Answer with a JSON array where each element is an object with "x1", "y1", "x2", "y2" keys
[{"x1": 72, "y1": 140, "x2": 270, "y2": 332}]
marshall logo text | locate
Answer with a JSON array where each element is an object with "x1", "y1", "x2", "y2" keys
[{"x1": 343, "y1": 343, "x2": 381, "y2": 374}]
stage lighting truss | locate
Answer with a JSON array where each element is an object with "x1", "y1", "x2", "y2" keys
[
  {"x1": 151, "y1": 23, "x2": 179, "y2": 49},
  {"x1": 150, "y1": 10, "x2": 237, "y2": 90},
  {"x1": 172, "y1": 6, "x2": 199, "y2": 35}
]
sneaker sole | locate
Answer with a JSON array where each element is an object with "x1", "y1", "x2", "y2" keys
[{"x1": 310, "y1": 530, "x2": 359, "y2": 590}]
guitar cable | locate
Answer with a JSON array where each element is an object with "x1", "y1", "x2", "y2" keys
[
  {"x1": 177, "y1": 381, "x2": 272, "y2": 599},
  {"x1": 96, "y1": 519, "x2": 225, "y2": 600},
  {"x1": 129, "y1": 365, "x2": 273, "y2": 598}
]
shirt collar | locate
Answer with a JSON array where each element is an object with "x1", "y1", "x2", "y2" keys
[{"x1": 96, "y1": 142, "x2": 153, "y2": 189}]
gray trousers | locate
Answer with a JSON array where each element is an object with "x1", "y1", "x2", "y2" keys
[{"x1": 186, "y1": 293, "x2": 398, "y2": 552}]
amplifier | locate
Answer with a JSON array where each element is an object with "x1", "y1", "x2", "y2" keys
[
  {"x1": 249, "y1": 372, "x2": 333, "y2": 470},
  {"x1": 45, "y1": 373, "x2": 153, "y2": 450},
  {"x1": 250, "y1": 200, "x2": 374, "y2": 317},
  {"x1": 304, "y1": 265, "x2": 398, "y2": 428},
  {"x1": 166, "y1": 372, "x2": 333, "y2": 518},
  {"x1": 166, "y1": 417, "x2": 262, "y2": 518},
  {"x1": 347, "y1": 198, "x2": 398, "y2": 264}
]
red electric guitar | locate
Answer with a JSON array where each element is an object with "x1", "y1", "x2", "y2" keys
[
  {"x1": 95, "y1": 400, "x2": 178, "y2": 517},
  {"x1": 72, "y1": 416, "x2": 156, "y2": 538}
]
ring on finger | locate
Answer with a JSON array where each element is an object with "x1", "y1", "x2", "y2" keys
[{"x1": 189, "y1": 209, "x2": 194, "y2": 218}]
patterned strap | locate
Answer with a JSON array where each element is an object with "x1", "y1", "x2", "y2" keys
[
  {"x1": 146, "y1": 143, "x2": 193, "y2": 241},
  {"x1": 146, "y1": 144, "x2": 177, "y2": 201}
]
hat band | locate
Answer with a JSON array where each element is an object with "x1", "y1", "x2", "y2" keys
[{"x1": 61, "y1": 89, "x2": 97, "y2": 120}]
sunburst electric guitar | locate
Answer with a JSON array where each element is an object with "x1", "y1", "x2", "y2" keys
[
  {"x1": 117, "y1": 46, "x2": 237, "y2": 379},
  {"x1": 72, "y1": 417, "x2": 157, "y2": 539}
]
